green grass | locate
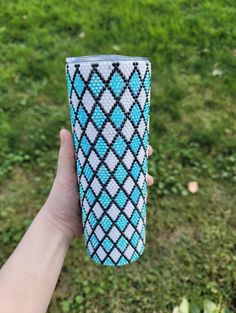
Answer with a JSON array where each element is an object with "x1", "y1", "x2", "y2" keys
[{"x1": 0, "y1": 0, "x2": 236, "y2": 312}]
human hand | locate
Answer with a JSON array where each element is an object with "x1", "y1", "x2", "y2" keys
[{"x1": 43, "y1": 129, "x2": 154, "y2": 242}]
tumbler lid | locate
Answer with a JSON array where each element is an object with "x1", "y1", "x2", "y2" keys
[{"x1": 66, "y1": 54, "x2": 149, "y2": 64}]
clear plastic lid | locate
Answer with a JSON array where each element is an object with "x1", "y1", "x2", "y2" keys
[{"x1": 66, "y1": 54, "x2": 149, "y2": 64}]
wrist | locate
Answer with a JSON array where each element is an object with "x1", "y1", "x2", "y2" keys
[{"x1": 39, "y1": 206, "x2": 74, "y2": 244}]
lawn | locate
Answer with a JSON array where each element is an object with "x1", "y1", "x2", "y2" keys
[{"x1": 0, "y1": 0, "x2": 236, "y2": 312}]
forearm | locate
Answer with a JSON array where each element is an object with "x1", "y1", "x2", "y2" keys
[{"x1": 0, "y1": 206, "x2": 70, "y2": 313}]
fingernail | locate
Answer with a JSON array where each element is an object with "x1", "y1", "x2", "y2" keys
[{"x1": 60, "y1": 129, "x2": 65, "y2": 145}]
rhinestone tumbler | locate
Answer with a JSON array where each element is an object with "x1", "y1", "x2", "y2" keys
[{"x1": 65, "y1": 55, "x2": 151, "y2": 266}]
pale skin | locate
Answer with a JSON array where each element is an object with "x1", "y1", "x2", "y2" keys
[{"x1": 0, "y1": 129, "x2": 154, "y2": 313}]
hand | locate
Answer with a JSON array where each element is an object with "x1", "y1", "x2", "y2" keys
[{"x1": 43, "y1": 129, "x2": 154, "y2": 242}]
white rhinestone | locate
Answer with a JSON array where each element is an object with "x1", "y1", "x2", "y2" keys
[
  {"x1": 139, "y1": 63, "x2": 148, "y2": 80},
  {"x1": 137, "y1": 196, "x2": 144, "y2": 210},
  {"x1": 122, "y1": 119, "x2": 134, "y2": 141},
  {"x1": 80, "y1": 174, "x2": 88, "y2": 190},
  {"x1": 86, "y1": 121, "x2": 98, "y2": 143},
  {"x1": 96, "y1": 246, "x2": 107, "y2": 261},
  {"x1": 82, "y1": 90, "x2": 95, "y2": 113},
  {"x1": 94, "y1": 225, "x2": 105, "y2": 241},
  {"x1": 93, "y1": 203, "x2": 103, "y2": 220},
  {"x1": 74, "y1": 120, "x2": 82, "y2": 140},
  {"x1": 109, "y1": 247, "x2": 121, "y2": 262},
  {"x1": 137, "y1": 146, "x2": 145, "y2": 165},
  {"x1": 88, "y1": 151, "x2": 100, "y2": 170},
  {"x1": 123, "y1": 176, "x2": 135, "y2": 194},
  {"x1": 122, "y1": 149, "x2": 134, "y2": 170},
  {"x1": 85, "y1": 221, "x2": 92, "y2": 236},
  {"x1": 83, "y1": 198, "x2": 90, "y2": 214},
  {"x1": 137, "y1": 219, "x2": 143, "y2": 233},
  {"x1": 105, "y1": 150, "x2": 119, "y2": 171},
  {"x1": 102, "y1": 122, "x2": 117, "y2": 144},
  {"x1": 98, "y1": 63, "x2": 113, "y2": 80},
  {"x1": 120, "y1": 89, "x2": 134, "y2": 113},
  {"x1": 106, "y1": 179, "x2": 119, "y2": 197},
  {"x1": 124, "y1": 224, "x2": 135, "y2": 240},
  {"x1": 68, "y1": 65, "x2": 76, "y2": 80},
  {"x1": 124, "y1": 201, "x2": 135, "y2": 218},
  {"x1": 71, "y1": 90, "x2": 79, "y2": 110},
  {"x1": 87, "y1": 241, "x2": 94, "y2": 255},
  {"x1": 137, "y1": 118, "x2": 146, "y2": 138},
  {"x1": 137, "y1": 87, "x2": 146, "y2": 109},
  {"x1": 119, "y1": 62, "x2": 134, "y2": 80},
  {"x1": 108, "y1": 225, "x2": 121, "y2": 242},
  {"x1": 99, "y1": 89, "x2": 116, "y2": 113},
  {"x1": 137, "y1": 172, "x2": 145, "y2": 187},
  {"x1": 91, "y1": 177, "x2": 102, "y2": 196},
  {"x1": 137, "y1": 239, "x2": 143, "y2": 253},
  {"x1": 77, "y1": 148, "x2": 85, "y2": 167},
  {"x1": 79, "y1": 64, "x2": 92, "y2": 81},
  {"x1": 124, "y1": 244, "x2": 135, "y2": 259},
  {"x1": 107, "y1": 204, "x2": 121, "y2": 222}
]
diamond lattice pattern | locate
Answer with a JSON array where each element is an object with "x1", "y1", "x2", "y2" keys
[{"x1": 66, "y1": 61, "x2": 151, "y2": 266}]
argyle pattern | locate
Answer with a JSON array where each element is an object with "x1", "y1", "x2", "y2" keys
[{"x1": 66, "y1": 59, "x2": 151, "y2": 266}]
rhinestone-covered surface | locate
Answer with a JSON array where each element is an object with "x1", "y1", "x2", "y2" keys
[{"x1": 66, "y1": 60, "x2": 151, "y2": 266}]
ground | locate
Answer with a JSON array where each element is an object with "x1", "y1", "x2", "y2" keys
[{"x1": 0, "y1": 1, "x2": 236, "y2": 312}]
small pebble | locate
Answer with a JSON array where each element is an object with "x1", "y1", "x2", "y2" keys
[{"x1": 188, "y1": 181, "x2": 199, "y2": 194}]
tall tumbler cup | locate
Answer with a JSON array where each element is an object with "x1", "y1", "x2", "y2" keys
[{"x1": 65, "y1": 55, "x2": 151, "y2": 266}]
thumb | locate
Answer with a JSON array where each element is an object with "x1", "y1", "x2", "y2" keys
[{"x1": 57, "y1": 129, "x2": 76, "y2": 177}]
